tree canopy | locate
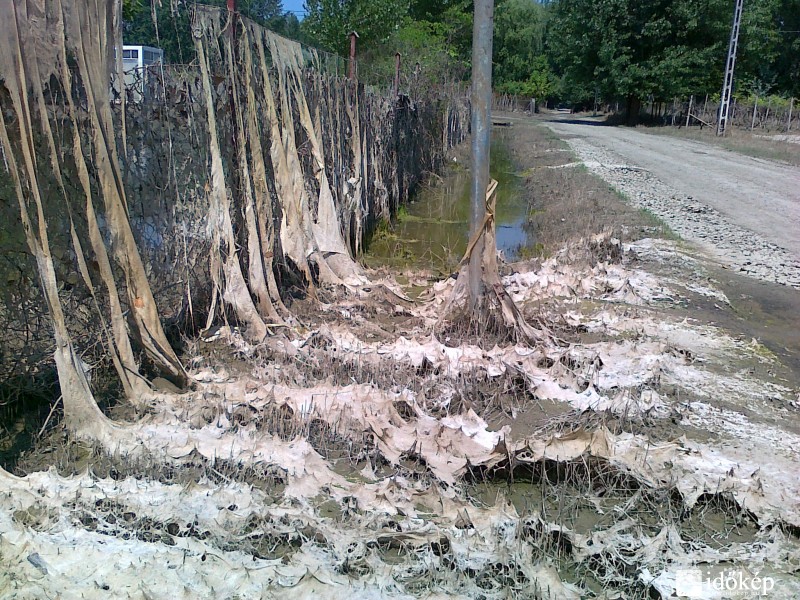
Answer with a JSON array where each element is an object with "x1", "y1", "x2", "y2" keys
[
  {"x1": 547, "y1": 0, "x2": 800, "y2": 107},
  {"x1": 123, "y1": 0, "x2": 303, "y2": 63},
  {"x1": 123, "y1": 0, "x2": 800, "y2": 106},
  {"x1": 548, "y1": 0, "x2": 730, "y2": 108}
]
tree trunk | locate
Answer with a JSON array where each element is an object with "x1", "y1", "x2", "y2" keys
[{"x1": 626, "y1": 95, "x2": 641, "y2": 126}]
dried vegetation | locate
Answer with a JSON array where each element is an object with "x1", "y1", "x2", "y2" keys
[{"x1": 5, "y1": 230, "x2": 800, "y2": 598}]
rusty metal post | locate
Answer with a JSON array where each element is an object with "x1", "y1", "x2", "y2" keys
[
  {"x1": 227, "y1": 0, "x2": 237, "y2": 39},
  {"x1": 468, "y1": 0, "x2": 494, "y2": 309},
  {"x1": 393, "y1": 52, "x2": 401, "y2": 97},
  {"x1": 348, "y1": 31, "x2": 359, "y2": 80}
]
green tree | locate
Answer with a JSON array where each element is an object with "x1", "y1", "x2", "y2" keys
[
  {"x1": 493, "y1": 0, "x2": 547, "y2": 86},
  {"x1": 123, "y1": 0, "x2": 303, "y2": 64},
  {"x1": 364, "y1": 20, "x2": 468, "y2": 85},
  {"x1": 123, "y1": 1, "x2": 194, "y2": 63},
  {"x1": 548, "y1": 0, "x2": 729, "y2": 121},
  {"x1": 407, "y1": 0, "x2": 473, "y2": 62},
  {"x1": 302, "y1": 0, "x2": 410, "y2": 55},
  {"x1": 496, "y1": 57, "x2": 556, "y2": 99},
  {"x1": 735, "y1": 0, "x2": 800, "y2": 97},
  {"x1": 240, "y1": 0, "x2": 284, "y2": 26}
]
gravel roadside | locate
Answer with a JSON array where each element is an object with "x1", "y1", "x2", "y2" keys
[{"x1": 542, "y1": 119, "x2": 800, "y2": 290}]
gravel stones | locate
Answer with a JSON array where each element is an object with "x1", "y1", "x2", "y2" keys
[{"x1": 561, "y1": 138, "x2": 800, "y2": 290}]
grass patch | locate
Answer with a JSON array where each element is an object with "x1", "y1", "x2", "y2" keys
[{"x1": 639, "y1": 207, "x2": 679, "y2": 240}]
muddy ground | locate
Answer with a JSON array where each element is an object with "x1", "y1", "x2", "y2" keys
[{"x1": 2, "y1": 120, "x2": 799, "y2": 599}]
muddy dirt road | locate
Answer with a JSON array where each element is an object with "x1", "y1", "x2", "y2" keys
[{"x1": 541, "y1": 115, "x2": 800, "y2": 289}]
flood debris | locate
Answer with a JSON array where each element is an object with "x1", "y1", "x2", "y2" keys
[{"x1": 4, "y1": 230, "x2": 800, "y2": 598}]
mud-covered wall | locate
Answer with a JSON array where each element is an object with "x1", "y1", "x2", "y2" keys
[{"x1": 0, "y1": 4, "x2": 468, "y2": 407}]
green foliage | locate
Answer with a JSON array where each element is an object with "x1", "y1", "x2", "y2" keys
[
  {"x1": 118, "y1": 0, "x2": 800, "y2": 100},
  {"x1": 302, "y1": 0, "x2": 410, "y2": 55},
  {"x1": 392, "y1": 20, "x2": 467, "y2": 82},
  {"x1": 122, "y1": 1, "x2": 304, "y2": 63},
  {"x1": 122, "y1": 0, "x2": 144, "y2": 21},
  {"x1": 734, "y1": 0, "x2": 800, "y2": 97},
  {"x1": 548, "y1": 0, "x2": 730, "y2": 106},
  {"x1": 122, "y1": 2, "x2": 193, "y2": 63},
  {"x1": 547, "y1": 0, "x2": 800, "y2": 106},
  {"x1": 239, "y1": 0, "x2": 284, "y2": 27},
  {"x1": 300, "y1": 0, "x2": 472, "y2": 88},
  {"x1": 493, "y1": 0, "x2": 547, "y2": 85},
  {"x1": 731, "y1": 92, "x2": 793, "y2": 110},
  {"x1": 359, "y1": 18, "x2": 469, "y2": 86},
  {"x1": 496, "y1": 56, "x2": 556, "y2": 99},
  {"x1": 409, "y1": 0, "x2": 473, "y2": 63}
]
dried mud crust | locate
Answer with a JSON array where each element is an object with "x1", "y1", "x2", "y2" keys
[{"x1": 5, "y1": 234, "x2": 800, "y2": 599}]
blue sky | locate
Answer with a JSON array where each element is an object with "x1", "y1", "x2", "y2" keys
[{"x1": 283, "y1": 0, "x2": 306, "y2": 19}]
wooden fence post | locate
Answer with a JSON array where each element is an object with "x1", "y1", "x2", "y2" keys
[
  {"x1": 686, "y1": 95, "x2": 693, "y2": 127},
  {"x1": 788, "y1": 98, "x2": 794, "y2": 132},
  {"x1": 393, "y1": 52, "x2": 401, "y2": 97},
  {"x1": 751, "y1": 96, "x2": 758, "y2": 131}
]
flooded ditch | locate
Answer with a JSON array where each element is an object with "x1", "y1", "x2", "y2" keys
[{"x1": 365, "y1": 130, "x2": 533, "y2": 271}]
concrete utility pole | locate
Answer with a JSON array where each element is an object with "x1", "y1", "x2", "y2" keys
[
  {"x1": 468, "y1": 0, "x2": 494, "y2": 309},
  {"x1": 717, "y1": 0, "x2": 744, "y2": 136}
]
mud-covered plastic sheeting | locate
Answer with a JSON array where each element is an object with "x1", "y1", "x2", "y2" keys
[{"x1": 0, "y1": 1, "x2": 469, "y2": 395}]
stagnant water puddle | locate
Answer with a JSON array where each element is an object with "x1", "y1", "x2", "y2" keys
[{"x1": 364, "y1": 130, "x2": 532, "y2": 271}]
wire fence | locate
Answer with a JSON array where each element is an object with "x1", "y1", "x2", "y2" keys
[
  {"x1": 650, "y1": 95, "x2": 798, "y2": 133},
  {"x1": 0, "y1": 3, "x2": 470, "y2": 438},
  {"x1": 488, "y1": 89, "x2": 798, "y2": 135}
]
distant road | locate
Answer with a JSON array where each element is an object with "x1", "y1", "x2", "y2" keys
[{"x1": 542, "y1": 116, "x2": 800, "y2": 258}]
